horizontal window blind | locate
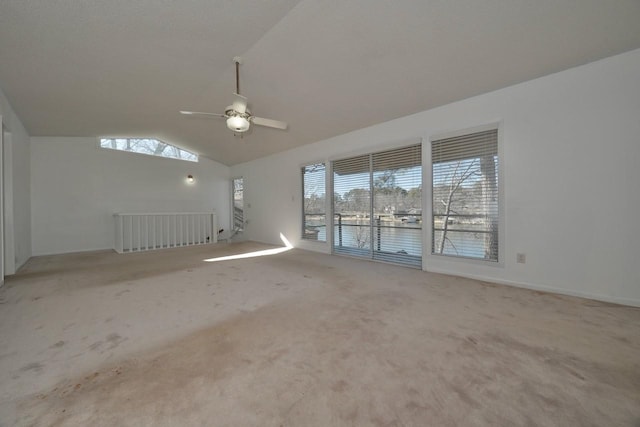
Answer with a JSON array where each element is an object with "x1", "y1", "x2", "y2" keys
[
  {"x1": 333, "y1": 154, "x2": 370, "y2": 175},
  {"x1": 302, "y1": 163, "x2": 326, "y2": 241},
  {"x1": 432, "y1": 129, "x2": 499, "y2": 261},
  {"x1": 431, "y1": 130, "x2": 497, "y2": 162},
  {"x1": 372, "y1": 146, "x2": 422, "y2": 171},
  {"x1": 372, "y1": 145, "x2": 422, "y2": 266},
  {"x1": 333, "y1": 155, "x2": 371, "y2": 253}
]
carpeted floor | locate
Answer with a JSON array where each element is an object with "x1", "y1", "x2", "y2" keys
[{"x1": 0, "y1": 242, "x2": 639, "y2": 426}]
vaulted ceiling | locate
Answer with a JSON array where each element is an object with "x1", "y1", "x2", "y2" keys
[{"x1": 1, "y1": 0, "x2": 640, "y2": 165}]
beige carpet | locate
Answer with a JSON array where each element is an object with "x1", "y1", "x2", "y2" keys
[{"x1": 0, "y1": 242, "x2": 638, "y2": 426}]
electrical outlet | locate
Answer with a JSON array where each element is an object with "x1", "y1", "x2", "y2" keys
[{"x1": 516, "y1": 253, "x2": 526, "y2": 264}]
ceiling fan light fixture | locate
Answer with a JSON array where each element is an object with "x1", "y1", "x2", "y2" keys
[{"x1": 226, "y1": 115, "x2": 250, "y2": 133}]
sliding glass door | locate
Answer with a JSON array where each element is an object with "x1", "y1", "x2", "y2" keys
[
  {"x1": 333, "y1": 154, "x2": 371, "y2": 256},
  {"x1": 332, "y1": 144, "x2": 422, "y2": 267}
]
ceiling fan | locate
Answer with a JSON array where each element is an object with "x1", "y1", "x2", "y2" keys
[{"x1": 180, "y1": 57, "x2": 287, "y2": 135}]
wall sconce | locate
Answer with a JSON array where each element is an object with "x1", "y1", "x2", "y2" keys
[{"x1": 187, "y1": 174, "x2": 194, "y2": 183}]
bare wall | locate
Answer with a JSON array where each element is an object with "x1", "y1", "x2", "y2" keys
[
  {"x1": 231, "y1": 48, "x2": 640, "y2": 306},
  {"x1": 31, "y1": 138, "x2": 230, "y2": 255}
]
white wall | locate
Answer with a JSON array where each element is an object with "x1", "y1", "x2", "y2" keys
[
  {"x1": 231, "y1": 48, "x2": 640, "y2": 306},
  {"x1": 0, "y1": 87, "x2": 32, "y2": 272},
  {"x1": 31, "y1": 138, "x2": 230, "y2": 255}
]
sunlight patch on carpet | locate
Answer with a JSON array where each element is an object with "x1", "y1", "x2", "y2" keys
[{"x1": 204, "y1": 233, "x2": 293, "y2": 263}]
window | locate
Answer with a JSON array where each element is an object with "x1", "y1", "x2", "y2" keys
[
  {"x1": 232, "y1": 177, "x2": 244, "y2": 231},
  {"x1": 332, "y1": 144, "x2": 422, "y2": 267},
  {"x1": 302, "y1": 163, "x2": 326, "y2": 242},
  {"x1": 100, "y1": 138, "x2": 198, "y2": 162},
  {"x1": 431, "y1": 129, "x2": 499, "y2": 261}
]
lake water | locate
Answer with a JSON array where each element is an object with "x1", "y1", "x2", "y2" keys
[{"x1": 308, "y1": 220, "x2": 488, "y2": 259}]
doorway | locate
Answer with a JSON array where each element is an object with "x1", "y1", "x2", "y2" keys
[
  {"x1": 0, "y1": 122, "x2": 4, "y2": 285},
  {"x1": 1, "y1": 125, "x2": 15, "y2": 279},
  {"x1": 232, "y1": 177, "x2": 244, "y2": 231}
]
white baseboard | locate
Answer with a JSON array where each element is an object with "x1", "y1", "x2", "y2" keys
[
  {"x1": 424, "y1": 267, "x2": 640, "y2": 308},
  {"x1": 31, "y1": 246, "x2": 114, "y2": 257}
]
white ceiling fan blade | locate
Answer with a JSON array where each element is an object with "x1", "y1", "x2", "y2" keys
[
  {"x1": 232, "y1": 93, "x2": 247, "y2": 114},
  {"x1": 251, "y1": 116, "x2": 288, "y2": 130},
  {"x1": 180, "y1": 110, "x2": 226, "y2": 118}
]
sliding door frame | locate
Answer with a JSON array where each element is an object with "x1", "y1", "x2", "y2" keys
[{"x1": 330, "y1": 138, "x2": 423, "y2": 268}]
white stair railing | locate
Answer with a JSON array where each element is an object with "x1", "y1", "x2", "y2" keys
[{"x1": 114, "y1": 212, "x2": 217, "y2": 253}]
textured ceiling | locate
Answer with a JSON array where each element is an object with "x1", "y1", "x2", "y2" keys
[{"x1": 1, "y1": 0, "x2": 640, "y2": 165}]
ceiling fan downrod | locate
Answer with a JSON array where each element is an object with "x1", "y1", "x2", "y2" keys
[{"x1": 233, "y1": 56, "x2": 242, "y2": 95}]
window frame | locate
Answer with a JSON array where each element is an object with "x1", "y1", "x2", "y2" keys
[
  {"x1": 427, "y1": 123, "x2": 504, "y2": 266},
  {"x1": 98, "y1": 138, "x2": 198, "y2": 162},
  {"x1": 301, "y1": 162, "x2": 327, "y2": 243}
]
